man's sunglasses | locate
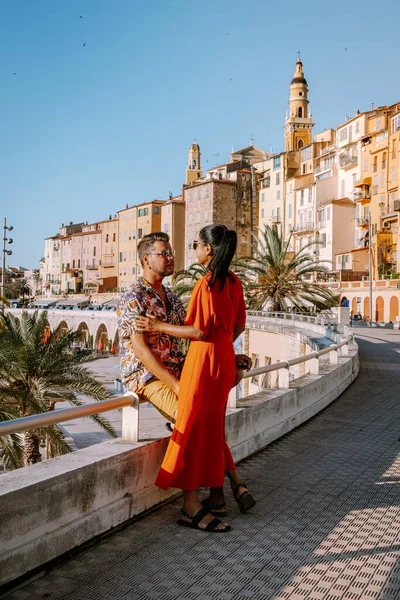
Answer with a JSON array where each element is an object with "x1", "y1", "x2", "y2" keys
[{"x1": 148, "y1": 250, "x2": 175, "y2": 258}]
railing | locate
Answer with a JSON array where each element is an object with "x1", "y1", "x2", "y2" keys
[
  {"x1": 0, "y1": 325, "x2": 353, "y2": 445},
  {"x1": 356, "y1": 217, "x2": 369, "y2": 227},
  {"x1": 339, "y1": 155, "x2": 358, "y2": 168},
  {"x1": 86, "y1": 264, "x2": 98, "y2": 270},
  {"x1": 0, "y1": 394, "x2": 140, "y2": 441},
  {"x1": 354, "y1": 190, "x2": 371, "y2": 201},
  {"x1": 293, "y1": 221, "x2": 315, "y2": 232},
  {"x1": 319, "y1": 144, "x2": 336, "y2": 157}
]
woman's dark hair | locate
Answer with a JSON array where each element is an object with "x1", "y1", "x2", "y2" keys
[{"x1": 199, "y1": 224, "x2": 237, "y2": 290}]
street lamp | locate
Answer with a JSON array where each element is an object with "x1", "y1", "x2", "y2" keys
[{"x1": 1, "y1": 218, "x2": 14, "y2": 311}]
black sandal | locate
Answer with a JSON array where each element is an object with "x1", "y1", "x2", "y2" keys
[
  {"x1": 201, "y1": 497, "x2": 227, "y2": 517},
  {"x1": 231, "y1": 481, "x2": 256, "y2": 514},
  {"x1": 177, "y1": 507, "x2": 231, "y2": 533}
]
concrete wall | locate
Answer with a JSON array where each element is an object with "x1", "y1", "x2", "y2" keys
[{"x1": 0, "y1": 333, "x2": 359, "y2": 586}]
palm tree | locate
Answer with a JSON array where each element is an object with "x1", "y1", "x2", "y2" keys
[
  {"x1": 18, "y1": 278, "x2": 32, "y2": 304},
  {"x1": 172, "y1": 263, "x2": 207, "y2": 308},
  {"x1": 234, "y1": 225, "x2": 339, "y2": 313},
  {"x1": 0, "y1": 310, "x2": 117, "y2": 469}
]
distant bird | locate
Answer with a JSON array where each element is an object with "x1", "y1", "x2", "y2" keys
[
  {"x1": 83, "y1": 43, "x2": 86, "y2": 47},
  {"x1": 230, "y1": 78, "x2": 232, "y2": 81},
  {"x1": 13, "y1": 72, "x2": 16, "y2": 75},
  {"x1": 79, "y1": 15, "x2": 83, "y2": 18},
  {"x1": 345, "y1": 47, "x2": 347, "y2": 50},
  {"x1": 226, "y1": 33, "x2": 228, "y2": 35}
]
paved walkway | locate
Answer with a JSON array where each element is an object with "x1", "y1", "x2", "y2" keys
[{"x1": 4, "y1": 329, "x2": 400, "y2": 600}]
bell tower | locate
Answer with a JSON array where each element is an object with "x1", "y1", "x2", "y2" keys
[
  {"x1": 284, "y1": 57, "x2": 314, "y2": 152},
  {"x1": 186, "y1": 142, "x2": 202, "y2": 185}
]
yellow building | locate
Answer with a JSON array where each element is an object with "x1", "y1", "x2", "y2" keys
[
  {"x1": 284, "y1": 58, "x2": 314, "y2": 152},
  {"x1": 353, "y1": 105, "x2": 399, "y2": 280},
  {"x1": 117, "y1": 200, "x2": 164, "y2": 291},
  {"x1": 160, "y1": 195, "x2": 185, "y2": 275}
]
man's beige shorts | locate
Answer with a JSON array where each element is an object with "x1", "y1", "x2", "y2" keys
[{"x1": 136, "y1": 379, "x2": 178, "y2": 423}]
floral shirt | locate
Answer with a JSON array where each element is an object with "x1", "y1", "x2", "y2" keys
[{"x1": 117, "y1": 278, "x2": 186, "y2": 392}]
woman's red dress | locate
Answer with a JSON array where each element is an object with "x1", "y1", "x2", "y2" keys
[{"x1": 155, "y1": 272, "x2": 246, "y2": 491}]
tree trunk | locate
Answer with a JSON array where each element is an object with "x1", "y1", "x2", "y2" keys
[{"x1": 23, "y1": 429, "x2": 42, "y2": 466}]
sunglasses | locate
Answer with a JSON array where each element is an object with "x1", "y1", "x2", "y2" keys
[{"x1": 148, "y1": 250, "x2": 175, "y2": 258}]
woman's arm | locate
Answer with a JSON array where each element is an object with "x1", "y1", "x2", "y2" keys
[
  {"x1": 135, "y1": 315, "x2": 205, "y2": 341},
  {"x1": 233, "y1": 324, "x2": 245, "y2": 341}
]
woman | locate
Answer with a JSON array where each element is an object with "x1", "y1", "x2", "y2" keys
[{"x1": 136, "y1": 225, "x2": 255, "y2": 533}]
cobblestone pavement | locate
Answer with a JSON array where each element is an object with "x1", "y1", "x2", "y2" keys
[{"x1": 3, "y1": 329, "x2": 400, "y2": 600}]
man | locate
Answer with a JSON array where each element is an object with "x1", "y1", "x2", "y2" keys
[{"x1": 117, "y1": 232, "x2": 185, "y2": 424}]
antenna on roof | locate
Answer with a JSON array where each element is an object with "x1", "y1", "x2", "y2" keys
[
  {"x1": 250, "y1": 134, "x2": 254, "y2": 146},
  {"x1": 211, "y1": 152, "x2": 220, "y2": 166}
]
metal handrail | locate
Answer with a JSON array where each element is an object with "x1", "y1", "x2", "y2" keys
[
  {"x1": 0, "y1": 333, "x2": 353, "y2": 439},
  {"x1": 0, "y1": 394, "x2": 138, "y2": 436}
]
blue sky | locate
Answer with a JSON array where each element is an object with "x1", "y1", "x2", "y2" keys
[{"x1": 1, "y1": 0, "x2": 399, "y2": 268}]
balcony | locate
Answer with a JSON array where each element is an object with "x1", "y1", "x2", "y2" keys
[
  {"x1": 394, "y1": 200, "x2": 400, "y2": 211},
  {"x1": 270, "y1": 216, "x2": 281, "y2": 224},
  {"x1": 102, "y1": 263, "x2": 115, "y2": 268},
  {"x1": 354, "y1": 188, "x2": 371, "y2": 202},
  {"x1": 86, "y1": 264, "x2": 98, "y2": 270},
  {"x1": 319, "y1": 144, "x2": 336, "y2": 157},
  {"x1": 356, "y1": 217, "x2": 369, "y2": 228},
  {"x1": 317, "y1": 220, "x2": 326, "y2": 229},
  {"x1": 339, "y1": 154, "x2": 358, "y2": 169},
  {"x1": 293, "y1": 221, "x2": 315, "y2": 233}
]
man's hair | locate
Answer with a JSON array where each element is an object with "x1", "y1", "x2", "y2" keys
[{"x1": 137, "y1": 232, "x2": 170, "y2": 267}]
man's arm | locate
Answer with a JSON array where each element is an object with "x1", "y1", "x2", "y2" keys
[{"x1": 130, "y1": 333, "x2": 179, "y2": 396}]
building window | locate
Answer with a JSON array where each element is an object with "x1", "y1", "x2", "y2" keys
[
  {"x1": 261, "y1": 209, "x2": 264, "y2": 218},
  {"x1": 113, "y1": 233, "x2": 116, "y2": 242},
  {"x1": 106, "y1": 234, "x2": 109, "y2": 243},
  {"x1": 277, "y1": 207, "x2": 281, "y2": 222},
  {"x1": 392, "y1": 114, "x2": 400, "y2": 133},
  {"x1": 242, "y1": 191, "x2": 246, "y2": 199},
  {"x1": 251, "y1": 354, "x2": 260, "y2": 384},
  {"x1": 391, "y1": 167, "x2": 396, "y2": 181},
  {"x1": 339, "y1": 128, "x2": 348, "y2": 142},
  {"x1": 302, "y1": 164, "x2": 306, "y2": 174},
  {"x1": 277, "y1": 190, "x2": 281, "y2": 200},
  {"x1": 288, "y1": 204, "x2": 292, "y2": 218},
  {"x1": 382, "y1": 153, "x2": 387, "y2": 170},
  {"x1": 261, "y1": 193, "x2": 265, "y2": 202},
  {"x1": 273, "y1": 156, "x2": 281, "y2": 170},
  {"x1": 300, "y1": 190, "x2": 304, "y2": 206},
  {"x1": 137, "y1": 228, "x2": 143, "y2": 239},
  {"x1": 327, "y1": 207, "x2": 331, "y2": 220},
  {"x1": 308, "y1": 188, "x2": 312, "y2": 203},
  {"x1": 93, "y1": 247, "x2": 96, "y2": 256},
  {"x1": 298, "y1": 107, "x2": 303, "y2": 118},
  {"x1": 363, "y1": 158, "x2": 368, "y2": 171},
  {"x1": 163, "y1": 223, "x2": 169, "y2": 233},
  {"x1": 352, "y1": 173, "x2": 357, "y2": 188},
  {"x1": 276, "y1": 173, "x2": 280, "y2": 185},
  {"x1": 153, "y1": 207, "x2": 160, "y2": 215},
  {"x1": 355, "y1": 121, "x2": 360, "y2": 134},
  {"x1": 380, "y1": 173, "x2": 384, "y2": 188}
]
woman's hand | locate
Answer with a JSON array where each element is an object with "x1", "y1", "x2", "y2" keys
[
  {"x1": 135, "y1": 314, "x2": 162, "y2": 333},
  {"x1": 235, "y1": 354, "x2": 252, "y2": 371}
]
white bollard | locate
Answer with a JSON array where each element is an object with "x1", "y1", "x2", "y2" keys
[
  {"x1": 278, "y1": 363, "x2": 290, "y2": 389},
  {"x1": 329, "y1": 348, "x2": 338, "y2": 365},
  {"x1": 227, "y1": 387, "x2": 237, "y2": 409},
  {"x1": 340, "y1": 340, "x2": 349, "y2": 356},
  {"x1": 122, "y1": 392, "x2": 140, "y2": 442},
  {"x1": 309, "y1": 356, "x2": 319, "y2": 375}
]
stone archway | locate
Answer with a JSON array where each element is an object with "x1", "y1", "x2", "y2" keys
[
  {"x1": 77, "y1": 322, "x2": 90, "y2": 348},
  {"x1": 341, "y1": 296, "x2": 348, "y2": 307},
  {"x1": 364, "y1": 297, "x2": 370, "y2": 320},
  {"x1": 376, "y1": 296, "x2": 384, "y2": 323},
  {"x1": 389, "y1": 296, "x2": 399, "y2": 322},
  {"x1": 54, "y1": 320, "x2": 68, "y2": 340},
  {"x1": 95, "y1": 324, "x2": 109, "y2": 352}
]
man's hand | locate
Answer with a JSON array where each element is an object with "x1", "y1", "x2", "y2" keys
[
  {"x1": 235, "y1": 354, "x2": 252, "y2": 370},
  {"x1": 135, "y1": 314, "x2": 162, "y2": 333}
]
